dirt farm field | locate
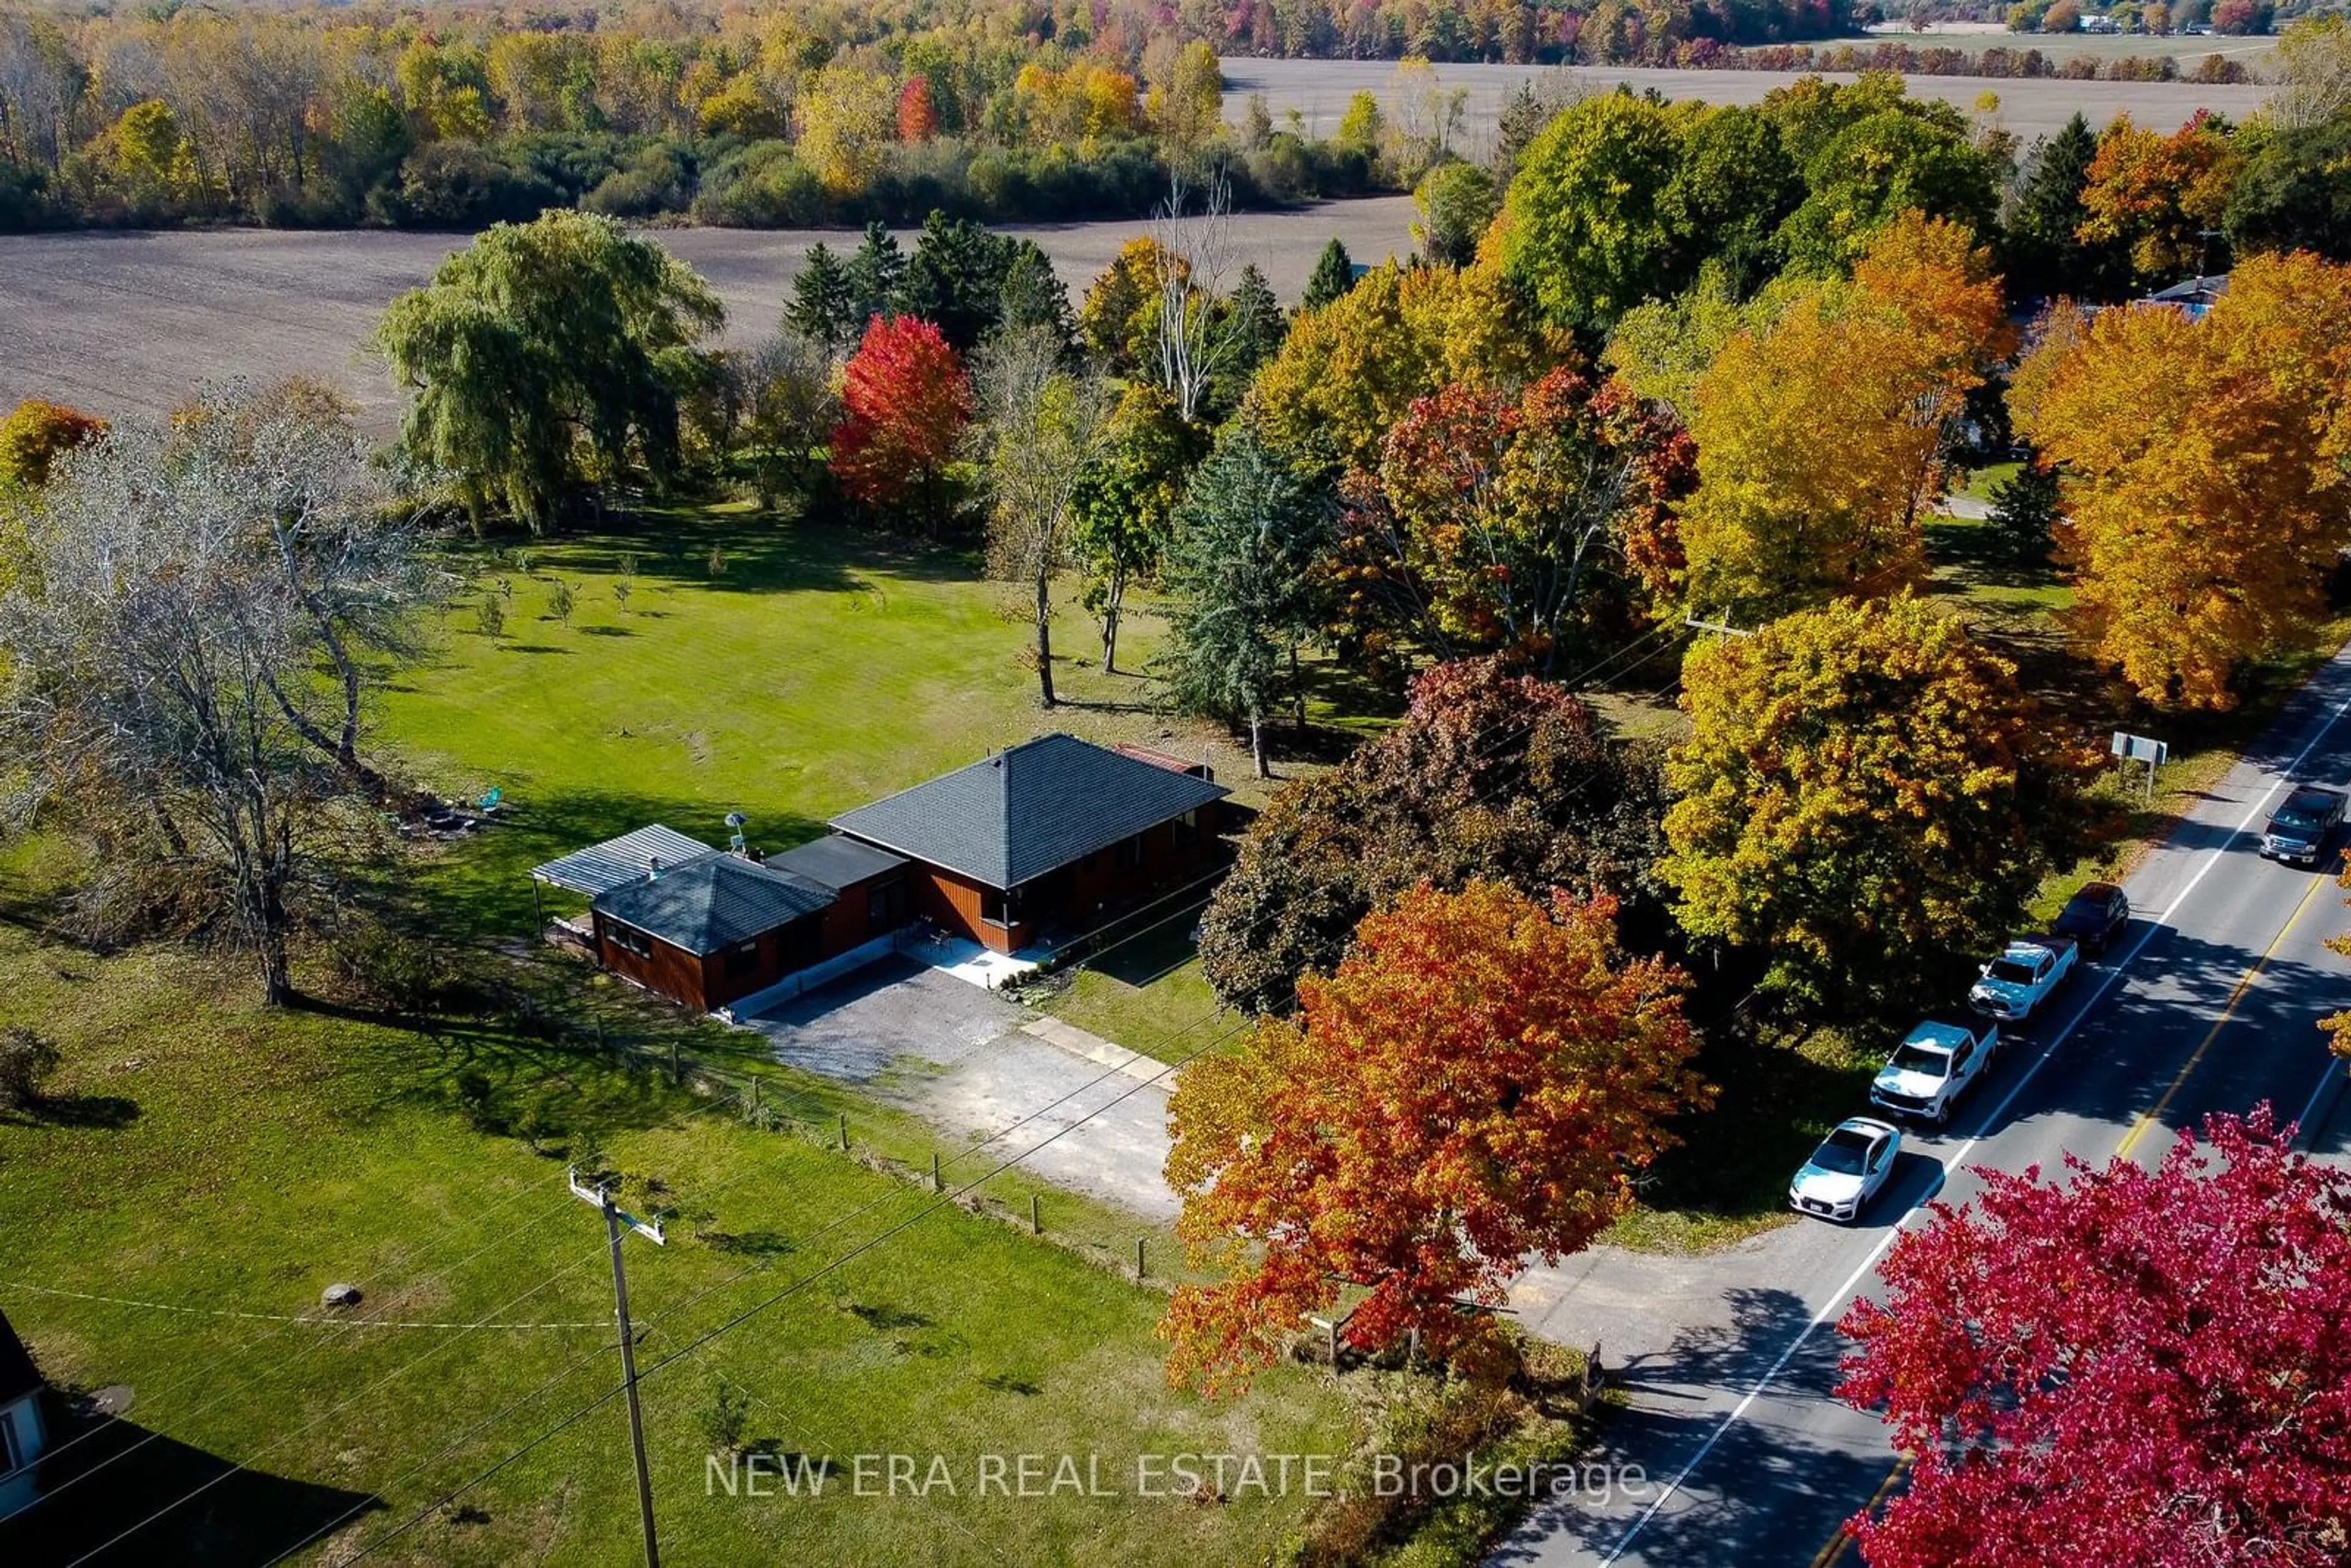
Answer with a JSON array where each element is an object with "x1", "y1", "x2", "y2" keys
[
  {"x1": 0, "y1": 198, "x2": 1417, "y2": 430},
  {"x1": 1221, "y1": 55, "x2": 2274, "y2": 150}
]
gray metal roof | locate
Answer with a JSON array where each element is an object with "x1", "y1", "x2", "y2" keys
[
  {"x1": 767, "y1": 835, "x2": 907, "y2": 890},
  {"x1": 531, "y1": 823, "x2": 714, "y2": 897},
  {"x1": 828, "y1": 733, "x2": 1228, "y2": 890},
  {"x1": 592, "y1": 853, "x2": 835, "y2": 955}
]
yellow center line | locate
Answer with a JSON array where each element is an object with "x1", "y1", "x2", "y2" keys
[
  {"x1": 1811, "y1": 867, "x2": 2336, "y2": 1561},
  {"x1": 2116, "y1": 868, "x2": 2332, "y2": 1158},
  {"x1": 1809, "y1": 1454, "x2": 1912, "y2": 1568}
]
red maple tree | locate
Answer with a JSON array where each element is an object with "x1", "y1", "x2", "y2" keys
[
  {"x1": 896, "y1": 75, "x2": 940, "y2": 143},
  {"x1": 1163, "y1": 879, "x2": 1703, "y2": 1393},
  {"x1": 828, "y1": 313, "x2": 969, "y2": 516},
  {"x1": 1838, "y1": 1107, "x2": 2351, "y2": 1567}
]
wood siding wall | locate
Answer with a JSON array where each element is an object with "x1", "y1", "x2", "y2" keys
[
  {"x1": 875, "y1": 801, "x2": 1224, "y2": 956},
  {"x1": 593, "y1": 910, "x2": 713, "y2": 1012}
]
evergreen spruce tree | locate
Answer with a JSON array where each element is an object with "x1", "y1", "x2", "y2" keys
[
  {"x1": 845, "y1": 219, "x2": 907, "y2": 326},
  {"x1": 787, "y1": 241, "x2": 855, "y2": 355},
  {"x1": 1161, "y1": 416, "x2": 1333, "y2": 778},
  {"x1": 1301, "y1": 238, "x2": 1357, "y2": 312}
]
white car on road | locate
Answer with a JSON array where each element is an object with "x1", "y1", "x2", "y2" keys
[
  {"x1": 1870, "y1": 1016, "x2": 1998, "y2": 1126},
  {"x1": 1790, "y1": 1117, "x2": 1903, "y2": 1223}
]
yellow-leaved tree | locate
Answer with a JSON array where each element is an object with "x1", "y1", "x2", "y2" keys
[
  {"x1": 1660, "y1": 593, "x2": 2105, "y2": 1011},
  {"x1": 1678, "y1": 211, "x2": 2009, "y2": 622},
  {"x1": 1245, "y1": 259, "x2": 1569, "y2": 474},
  {"x1": 2015, "y1": 250, "x2": 2351, "y2": 710}
]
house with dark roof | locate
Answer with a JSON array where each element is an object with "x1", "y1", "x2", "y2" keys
[
  {"x1": 588, "y1": 838, "x2": 909, "y2": 1013},
  {"x1": 830, "y1": 733, "x2": 1229, "y2": 954},
  {"x1": 0, "y1": 1307, "x2": 48, "y2": 1519}
]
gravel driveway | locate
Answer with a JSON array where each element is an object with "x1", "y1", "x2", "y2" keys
[{"x1": 742, "y1": 956, "x2": 1180, "y2": 1221}]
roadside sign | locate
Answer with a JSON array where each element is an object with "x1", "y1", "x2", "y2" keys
[{"x1": 2111, "y1": 732, "x2": 2167, "y2": 800}]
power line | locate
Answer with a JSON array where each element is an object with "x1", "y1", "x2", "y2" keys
[{"x1": 329, "y1": 622, "x2": 1708, "y2": 1559}]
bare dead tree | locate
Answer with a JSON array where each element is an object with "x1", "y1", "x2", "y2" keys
[
  {"x1": 0, "y1": 386, "x2": 444, "y2": 1003},
  {"x1": 1149, "y1": 166, "x2": 1238, "y2": 426}
]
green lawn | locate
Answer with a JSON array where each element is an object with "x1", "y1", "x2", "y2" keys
[
  {"x1": 1044, "y1": 920, "x2": 1231, "y2": 1067},
  {"x1": 0, "y1": 842, "x2": 1352, "y2": 1567},
  {"x1": 382, "y1": 505, "x2": 1349, "y2": 943},
  {"x1": 0, "y1": 504, "x2": 1412, "y2": 1565}
]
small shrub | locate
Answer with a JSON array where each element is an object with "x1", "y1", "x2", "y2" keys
[
  {"x1": 700, "y1": 1376, "x2": 752, "y2": 1457},
  {"x1": 474, "y1": 595, "x2": 506, "y2": 640},
  {"x1": 707, "y1": 544, "x2": 727, "y2": 578},
  {"x1": 547, "y1": 579, "x2": 576, "y2": 625},
  {"x1": 0, "y1": 1027, "x2": 61, "y2": 1109}
]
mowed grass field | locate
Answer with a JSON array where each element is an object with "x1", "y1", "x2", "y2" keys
[
  {"x1": 0, "y1": 872, "x2": 1352, "y2": 1566},
  {"x1": 0, "y1": 509, "x2": 1394, "y2": 1565}
]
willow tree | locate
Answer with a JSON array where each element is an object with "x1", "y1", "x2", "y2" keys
[{"x1": 377, "y1": 210, "x2": 723, "y2": 530}]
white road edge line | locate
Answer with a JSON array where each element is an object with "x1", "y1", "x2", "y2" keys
[
  {"x1": 1597, "y1": 678, "x2": 2351, "y2": 1564},
  {"x1": 2293, "y1": 1053, "x2": 2347, "y2": 1149}
]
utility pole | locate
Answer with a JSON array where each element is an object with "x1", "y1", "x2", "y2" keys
[{"x1": 570, "y1": 1166, "x2": 665, "y2": 1568}]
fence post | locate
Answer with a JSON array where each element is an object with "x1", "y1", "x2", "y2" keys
[
  {"x1": 838, "y1": 1112, "x2": 848, "y2": 1152},
  {"x1": 669, "y1": 1040, "x2": 681, "y2": 1085},
  {"x1": 1029, "y1": 1194, "x2": 1041, "y2": 1236},
  {"x1": 931, "y1": 1152, "x2": 943, "y2": 1193},
  {"x1": 1134, "y1": 1236, "x2": 1146, "y2": 1283}
]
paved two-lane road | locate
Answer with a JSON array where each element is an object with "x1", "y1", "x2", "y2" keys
[{"x1": 1498, "y1": 643, "x2": 2351, "y2": 1567}]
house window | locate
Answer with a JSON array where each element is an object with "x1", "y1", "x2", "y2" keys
[
  {"x1": 868, "y1": 880, "x2": 903, "y2": 931},
  {"x1": 1172, "y1": 809, "x2": 1199, "y2": 850},
  {"x1": 1, "y1": 1405, "x2": 21, "y2": 1474},
  {"x1": 724, "y1": 940, "x2": 762, "y2": 978},
  {"x1": 981, "y1": 887, "x2": 1005, "y2": 924},
  {"x1": 606, "y1": 922, "x2": 651, "y2": 959},
  {"x1": 1117, "y1": 833, "x2": 1146, "y2": 871}
]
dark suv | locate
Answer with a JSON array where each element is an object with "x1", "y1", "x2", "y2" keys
[
  {"x1": 2052, "y1": 880, "x2": 2131, "y2": 956},
  {"x1": 2262, "y1": 786, "x2": 2347, "y2": 869}
]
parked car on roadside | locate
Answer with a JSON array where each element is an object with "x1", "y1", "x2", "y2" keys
[
  {"x1": 1870, "y1": 1017, "x2": 1999, "y2": 1127},
  {"x1": 1790, "y1": 1117, "x2": 1903, "y2": 1223},
  {"x1": 2261, "y1": 786, "x2": 2347, "y2": 869},
  {"x1": 1969, "y1": 935, "x2": 2078, "y2": 1024},
  {"x1": 2052, "y1": 880, "x2": 2131, "y2": 957}
]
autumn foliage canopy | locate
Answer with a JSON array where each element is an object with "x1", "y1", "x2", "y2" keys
[
  {"x1": 1839, "y1": 1108, "x2": 2351, "y2": 1568},
  {"x1": 1163, "y1": 880, "x2": 1703, "y2": 1394},
  {"x1": 828, "y1": 312, "x2": 970, "y2": 509},
  {"x1": 2015, "y1": 250, "x2": 2351, "y2": 710}
]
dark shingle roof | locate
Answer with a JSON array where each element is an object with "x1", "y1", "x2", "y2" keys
[
  {"x1": 592, "y1": 853, "x2": 834, "y2": 955},
  {"x1": 767, "y1": 835, "x2": 907, "y2": 891},
  {"x1": 0, "y1": 1307, "x2": 42, "y2": 1407},
  {"x1": 828, "y1": 733, "x2": 1228, "y2": 890}
]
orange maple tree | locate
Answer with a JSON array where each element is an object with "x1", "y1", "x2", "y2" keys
[
  {"x1": 1679, "y1": 211, "x2": 2008, "y2": 620},
  {"x1": 1161, "y1": 880, "x2": 1703, "y2": 1394},
  {"x1": 828, "y1": 313, "x2": 970, "y2": 517},
  {"x1": 2015, "y1": 250, "x2": 2351, "y2": 708},
  {"x1": 2076, "y1": 112, "x2": 2240, "y2": 286}
]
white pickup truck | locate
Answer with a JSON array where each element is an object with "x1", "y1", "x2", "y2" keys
[
  {"x1": 1870, "y1": 1016, "x2": 2000, "y2": 1126},
  {"x1": 1968, "y1": 936, "x2": 2078, "y2": 1024}
]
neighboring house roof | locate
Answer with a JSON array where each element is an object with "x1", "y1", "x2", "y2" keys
[
  {"x1": 531, "y1": 824, "x2": 716, "y2": 897},
  {"x1": 766, "y1": 835, "x2": 907, "y2": 891},
  {"x1": 829, "y1": 733, "x2": 1229, "y2": 890},
  {"x1": 593, "y1": 853, "x2": 834, "y2": 955},
  {"x1": 0, "y1": 1307, "x2": 42, "y2": 1408}
]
